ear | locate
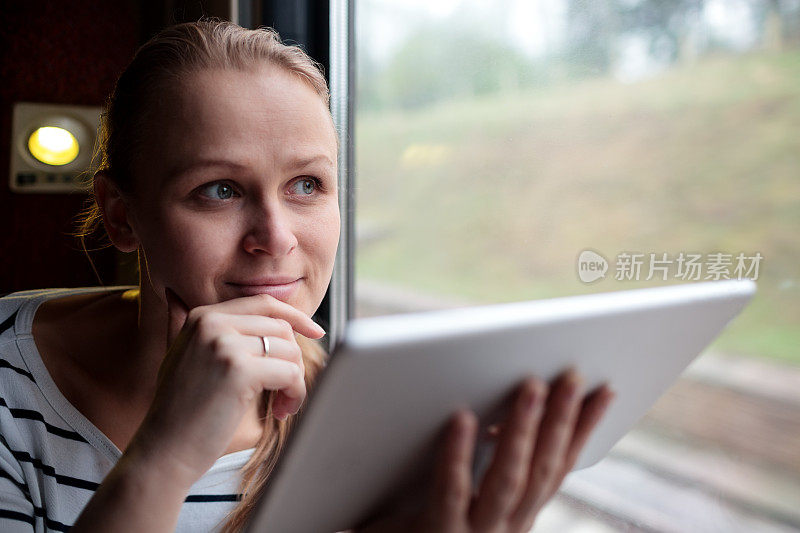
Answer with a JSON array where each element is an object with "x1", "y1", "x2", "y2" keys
[{"x1": 93, "y1": 171, "x2": 140, "y2": 253}]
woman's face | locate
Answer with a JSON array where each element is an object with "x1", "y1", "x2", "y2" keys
[{"x1": 127, "y1": 65, "x2": 340, "y2": 316}]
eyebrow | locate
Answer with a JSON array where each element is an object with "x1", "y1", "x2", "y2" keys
[
  {"x1": 166, "y1": 160, "x2": 245, "y2": 182},
  {"x1": 167, "y1": 154, "x2": 335, "y2": 182},
  {"x1": 289, "y1": 154, "x2": 335, "y2": 168}
]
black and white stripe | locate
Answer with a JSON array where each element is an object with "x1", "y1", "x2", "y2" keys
[
  {"x1": 0, "y1": 289, "x2": 251, "y2": 531},
  {"x1": 0, "y1": 310, "x2": 18, "y2": 337},
  {"x1": 0, "y1": 397, "x2": 86, "y2": 444}
]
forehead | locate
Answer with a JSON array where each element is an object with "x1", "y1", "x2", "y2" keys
[{"x1": 141, "y1": 66, "x2": 337, "y2": 177}]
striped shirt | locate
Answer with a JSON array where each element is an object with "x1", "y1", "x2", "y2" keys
[{"x1": 0, "y1": 286, "x2": 255, "y2": 532}]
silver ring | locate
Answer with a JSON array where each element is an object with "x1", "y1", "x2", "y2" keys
[{"x1": 261, "y1": 336, "x2": 270, "y2": 357}]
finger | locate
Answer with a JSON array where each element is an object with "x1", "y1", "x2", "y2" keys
[
  {"x1": 560, "y1": 384, "x2": 616, "y2": 474},
  {"x1": 208, "y1": 336, "x2": 306, "y2": 405},
  {"x1": 470, "y1": 378, "x2": 547, "y2": 530},
  {"x1": 272, "y1": 387, "x2": 307, "y2": 420},
  {"x1": 251, "y1": 357, "x2": 305, "y2": 398},
  {"x1": 222, "y1": 316, "x2": 306, "y2": 368},
  {"x1": 165, "y1": 286, "x2": 191, "y2": 349},
  {"x1": 424, "y1": 410, "x2": 477, "y2": 531},
  {"x1": 218, "y1": 315, "x2": 306, "y2": 420},
  {"x1": 277, "y1": 375, "x2": 307, "y2": 415},
  {"x1": 221, "y1": 314, "x2": 300, "y2": 342},
  {"x1": 196, "y1": 314, "x2": 305, "y2": 369},
  {"x1": 272, "y1": 391, "x2": 290, "y2": 421},
  {"x1": 511, "y1": 368, "x2": 584, "y2": 525},
  {"x1": 251, "y1": 334, "x2": 305, "y2": 418},
  {"x1": 271, "y1": 354, "x2": 308, "y2": 420},
  {"x1": 233, "y1": 334, "x2": 304, "y2": 364},
  {"x1": 206, "y1": 293, "x2": 325, "y2": 339}
]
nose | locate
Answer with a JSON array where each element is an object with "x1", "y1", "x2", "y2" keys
[{"x1": 242, "y1": 201, "x2": 298, "y2": 257}]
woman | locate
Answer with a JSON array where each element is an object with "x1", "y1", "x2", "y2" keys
[{"x1": 0, "y1": 20, "x2": 614, "y2": 532}]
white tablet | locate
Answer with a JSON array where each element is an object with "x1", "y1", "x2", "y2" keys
[{"x1": 245, "y1": 279, "x2": 756, "y2": 533}]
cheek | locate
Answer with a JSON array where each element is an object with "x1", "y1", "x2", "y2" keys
[
  {"x1": 306, "y1": 204, "x2": 340, "y2": 269},
  {"x1": 296, "y1": 203, "x2": 340, "y2": 286},
  {"x1": 298, "y1": 206, "x2": 339, "y2": 314},
  {"x1": 138, "y1": 208, "x2": 235, "y2": 303}
]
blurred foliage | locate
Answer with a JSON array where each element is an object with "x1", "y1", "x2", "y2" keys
[
  {"x1": 358, "y1": 0, "x2": 800, "y2": 108},
  {"x1": 354, "y1": 1, "x2": 800, "y2": 364},
  {"x1": 358, "y1": 25, "x2": 551, "y2": 110},
  {"x1": 355, "y1": 50, "x2": 800, "y2": 364}
]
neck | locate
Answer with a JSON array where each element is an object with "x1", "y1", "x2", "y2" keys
[{"x1": 130, "y1": 274, "x2": 170, "y2": 390}]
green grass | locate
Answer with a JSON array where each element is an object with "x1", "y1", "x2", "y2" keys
[{"x1": 355, "y1": 50, "x2": 800, "y2": 364}]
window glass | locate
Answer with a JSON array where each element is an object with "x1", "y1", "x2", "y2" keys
[{"x1": 355, "y1": 0, "x2": 800, "y2": 529}]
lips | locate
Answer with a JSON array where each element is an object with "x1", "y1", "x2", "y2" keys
[
  {"x1": 227, "y1": 278, "x2": 302, "y2": 301},
  {"x1": 231, "y1": 276, "x2": 300, "y2": 285}
]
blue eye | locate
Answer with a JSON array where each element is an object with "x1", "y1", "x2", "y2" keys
[
  {"x1": 199, "y1": 182, "x2": 237, "y2": 200},
  {"x1": 291, "y1": 178, "x2": 318, "y2": 195}
]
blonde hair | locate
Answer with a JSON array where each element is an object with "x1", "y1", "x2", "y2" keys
[{"x1": 71, "y1": 19, "x2": 333, "y2": 531}]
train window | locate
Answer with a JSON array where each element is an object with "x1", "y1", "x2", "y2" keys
[{"x1": 353, "y1": 0, "x2": 800, "y2": 530}]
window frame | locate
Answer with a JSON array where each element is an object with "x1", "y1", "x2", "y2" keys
[{"x1": 255, "y1": 0, "x2": 356, "y2": 350}]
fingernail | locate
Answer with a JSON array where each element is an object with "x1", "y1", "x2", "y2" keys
[
  {"x1": 523, "y1": 383, "x2": 541, "y2": 412},
  {"x1": 525, "y1": 390, "x2": 537, "y2": 411},
  {"x1": 566, "y1": 373, "x2": 582, "y2": 400},
  {"x1": 455, "y1": 410, "x2": 473, "y2": 436}
]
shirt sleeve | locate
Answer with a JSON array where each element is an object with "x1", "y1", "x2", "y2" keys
[{"x1": 0, "y1": 440, "x2": 35, "y2": 532}]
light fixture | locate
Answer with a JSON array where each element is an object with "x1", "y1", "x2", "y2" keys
[
  {"x1": 10, "y1": 102, "x2": 101, "y2": 193},
  {"x1": 28, "y1": 126, "x2": 80, "y2": 166}
]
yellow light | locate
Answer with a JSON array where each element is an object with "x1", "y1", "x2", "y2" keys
[{"x1": 27, "y1": 126, "x2": 79, "y2": 166}]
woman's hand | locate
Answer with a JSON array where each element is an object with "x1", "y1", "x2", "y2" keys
[
  {"x1": 126, "y1": 287, "x2": 325, "y2": 490},
  {"x1": 359, "y1": 369, "x2": 615, "y2": 533}
]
